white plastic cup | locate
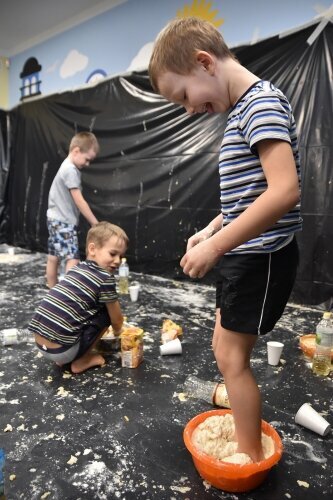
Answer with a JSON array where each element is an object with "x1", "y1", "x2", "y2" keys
[
  {"x1": 8, "y1": 248, "x2": 15, "y2": 256},
  {"x1": 129, "y1": 284, "x2": 140, "y2": 302},
  {"x1": 267, "y1": 341, "x2": 284, "y2": 366},
  {"x1": 295, "y1": 403, "x2": 331, "y2": 436},
  {"x1": 159, "y1": 338, "x2": 182, "y2": 356}
]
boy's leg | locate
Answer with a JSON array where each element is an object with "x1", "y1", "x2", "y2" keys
[
  {"x1": 63, "y1": 225, "x2": 80, "y2": 273},
  {"x1": 70, "y1": 328, "x2": 108, "y2": 374},
  {"x1": 66, "y1": 258, "x2": 79, "y2": 273},
  {"x1": 213, "y1": 309, "x2": 263, "y2": 462},
  {"x1": 46, "y1": 255, "x2": 59, "y2": 288}
]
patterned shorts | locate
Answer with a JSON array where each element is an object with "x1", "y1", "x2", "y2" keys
[{"x1": 47, "y1": 219, "x2": 80, "y2": 260}]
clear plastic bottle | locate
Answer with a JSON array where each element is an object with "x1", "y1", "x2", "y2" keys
[
  {"x1": 0, "y1": 328, "x2": 34, "y2": 346},
  {"x1": 118, "y1": 258, "x2": 129, "y2": 294},
  {"x1": 312, "y1": 311, "x2": 333, "y2": 376},
  {"x1": 183, "y1": 375, "x2": 231, "y2": 408}
]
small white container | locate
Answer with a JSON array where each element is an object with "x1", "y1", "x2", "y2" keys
[
  {"x1": 159, "y1": 338, "x2": 182, "y2": 356},
  {"x1": 295, "y1": 403, "x2": 331, "y2": 436},
  {"x1": 267, "y1": 341, "x2": 284, "y2": 366},
  {"x1": 129, "y1": 283, "x2": 140, "y2": 302}
]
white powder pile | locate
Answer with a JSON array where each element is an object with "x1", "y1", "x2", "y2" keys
[{"x1": 192, "y1": 414, "x2": 275, "y2": 465}]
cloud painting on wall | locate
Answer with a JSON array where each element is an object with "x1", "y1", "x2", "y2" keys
[
  {"x1": 60, "y1": 49, "x2": 89, "y2": 79},
  {"x1": 127, "y1": 42, "x2": 154, "y2": 72}
]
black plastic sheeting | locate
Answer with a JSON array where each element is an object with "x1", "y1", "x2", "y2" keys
[
  {"x1": 0, "y1": 74, "x2": 224, "y2": 280},
  {"x1": 0, "y1": 21, "x2": 332, "y2": 305}
]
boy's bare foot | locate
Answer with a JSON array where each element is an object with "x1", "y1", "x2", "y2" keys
[{"x1": 71, "y1": 354, "x2": 106, "y2": 374}]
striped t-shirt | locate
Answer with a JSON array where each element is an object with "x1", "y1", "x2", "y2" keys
[
  {"x1": 219, "y1": 80, "x2": 302, "y2": 253},
  {"x1": 29, "y1": 260, "x2": 118, "y2": 345}
]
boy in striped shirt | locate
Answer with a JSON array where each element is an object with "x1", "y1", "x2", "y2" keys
[
  {"x1": 29, "y1": 222, "x2": 128, "y2": 374},
  {"x1": 149, "y1": 17, "x2": 301, "y2": 462}
]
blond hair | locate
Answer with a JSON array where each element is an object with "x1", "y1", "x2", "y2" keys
[
  {"x1": 69, "y1": 132, "x2": 100, "y2": 154},
  {"x1": 86, "y1": 221, "x2": 129, "y2": 254},
  {"x1": 149, "y1": 17, "x2": 237, "y2": 92}
]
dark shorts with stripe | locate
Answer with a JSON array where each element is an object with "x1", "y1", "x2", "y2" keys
[{"x1": 215, "y1": 237, "x2": 299, "y2": 335}]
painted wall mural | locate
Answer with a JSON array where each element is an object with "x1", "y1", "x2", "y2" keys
[
  {"x1": 177, "y1": 0, "x2": 224, "y2": 27},
  {"x1": 7, "y1": 0, "x2": 333, "y2": 108},
  {"x1": 19, "y1": 57, "x2": 42, "y2": 101},
  {"x1": 127, "y1": 0, "x2": 225, "y2": 71}
]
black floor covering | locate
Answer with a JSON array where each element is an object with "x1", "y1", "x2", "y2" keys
[{"x1": 0, "y1": 245, "x2": 332, "y2": 499}]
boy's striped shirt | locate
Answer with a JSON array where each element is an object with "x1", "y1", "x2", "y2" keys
[
  {"x1": 219, "y1": 80, "x2": 302, "y2": 253},
  {"x1": 28, "y1": 260, "x2": 117, "y2": 345}
]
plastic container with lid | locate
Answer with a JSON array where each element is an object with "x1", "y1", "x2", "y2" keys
[
  {"x1": 312, "y1": 311, "x2": 333, "y2": 376},
  {"x1": 118, "y1": 258, "x2": 129, "y2": 294}
]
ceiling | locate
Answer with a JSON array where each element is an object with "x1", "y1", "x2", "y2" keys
[{"x1": 0, "y1": 0, "x2": 126, "y2": 57}]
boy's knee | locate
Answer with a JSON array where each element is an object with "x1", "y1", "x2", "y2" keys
[{"x1": 214, "y1": 345, "x2": 232, "y2": 374}]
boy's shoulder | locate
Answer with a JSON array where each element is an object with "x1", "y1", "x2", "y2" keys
[
  {"x1": 231, "y1": 80, "x2": 291, "y2": 122},
  {"x1": 82, "y1": 260, "x2": 114, "y2": 279},
  {"x1": 60, "y1": 156, "x2": 76, "y2": 170},
  {"x1": 242, "y1": 80, "x2": 287, "y2": 106}
]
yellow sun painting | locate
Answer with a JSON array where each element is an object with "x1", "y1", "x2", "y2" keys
[{"x1": 177, "y1": 0, "x2": 224, "y2": 28}]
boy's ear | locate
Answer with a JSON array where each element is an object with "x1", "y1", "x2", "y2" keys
[
  {"x1": 196, "y1": 51, "x2": 215, "y2": 74},
  {"x1": 87, "y1": 242, "x2": 95, "y2": 255}
]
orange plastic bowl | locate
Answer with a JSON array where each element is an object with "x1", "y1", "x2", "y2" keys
[
  {"x1": 299, "y1": 334, "x2": 333, "y2": 360},
  {"x1": 183, "y1": 409, "x2": 283, "y2": 493}
]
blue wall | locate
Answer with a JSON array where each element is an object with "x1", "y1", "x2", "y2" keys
[{"x1": 9, "y1": 0, "x2": 332, "y2": 108}]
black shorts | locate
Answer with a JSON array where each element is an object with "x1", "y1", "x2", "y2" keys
[
  {"x1": 75, "y1": 306, "x2": 111, "y2": 359},
  {"x1": 215, "y1": 237, "x2": 299, "y2": 335}
]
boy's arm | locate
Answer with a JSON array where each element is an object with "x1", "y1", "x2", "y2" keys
[
  {"x1": 106, "y1": 301, "x2": 124, "y2": 335},
  {"x1": 70, "y1": 188, "x2": 98, "y2": 226},
  {"x1": 181, "y1": 140, "x2": 300, "y2": 278},
  {"x1": 186, "y1": 213, "x2": 223, "y2": 251}
]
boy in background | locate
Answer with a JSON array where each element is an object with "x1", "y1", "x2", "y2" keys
[
  {"x1": 149, "y1": 17, "x2": 302, "y2": 462},
  {"x1": 46, "y1": 131, "x2": 99, "y2": 288},
  {"x1": 29, "y1": 222, "x2": 128, "y2": 374}
]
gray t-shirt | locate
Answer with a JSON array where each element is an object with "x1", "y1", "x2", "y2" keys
[{"x1": 47, "y1": 157, "x2": 81, "y2": 225}]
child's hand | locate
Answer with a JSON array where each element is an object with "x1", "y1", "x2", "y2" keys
[
  {"x1": 186, "y1": 225, "x2": 215, "y2": 251},
  {"x1": 181, "y1": 238, "x2": 220, "y2": 278}
]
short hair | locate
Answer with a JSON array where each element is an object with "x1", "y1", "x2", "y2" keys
[
  {"x1": 149, "y1": 17, "x2": 237, "y2": 92},
  {"x1": 86, "y1": 221, "x2": 129, "y2": 254},
  {"x1": 69, "y1": 132, "x2": 100, "y2": 154}
]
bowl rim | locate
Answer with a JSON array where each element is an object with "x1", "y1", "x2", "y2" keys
[
  {"x1": 299, "y1": 333, "x2": 333, "y2": 360},
  {"x1": 183, "y1": 409, "x2": 283, "y2": 475}
]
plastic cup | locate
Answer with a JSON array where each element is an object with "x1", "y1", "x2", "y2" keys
[
  {"x1": 267, "y1": 341, "x2": 284, "y2": 366},
  {"x1": 295, "y1": 403, "x2": 331, "y2": 436},
  {"x1": 8, "y1": 248, "x2": 15, "y2": 256},
  {"x1": 129, "y1": 284, "x2": 140, "y2": 302},
  {"x1": 159, "y1": 338, "x2": 182, "y2": 356}
]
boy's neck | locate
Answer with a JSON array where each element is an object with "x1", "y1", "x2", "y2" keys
[
  {"x1": 221, "y1": 58, "x2": 260, "y2": 108},
  {"x1": 68, "y1": 152, "x2": 79, "y2": 169}
]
